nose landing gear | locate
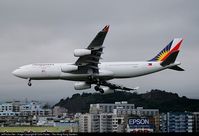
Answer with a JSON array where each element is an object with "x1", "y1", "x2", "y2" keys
[{"x1": 28, "y1": 79, "x2": 32, "y2": 86}]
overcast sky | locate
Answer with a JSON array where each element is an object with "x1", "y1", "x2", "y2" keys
[{"x1": 0, "y1": 0, "x2": 198, "y2": 104}]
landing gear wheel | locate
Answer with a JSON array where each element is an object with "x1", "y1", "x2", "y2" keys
[
  {"x1": 94, "y1": 86, "x2": 104, "y2": 94},
  {"x1": 99, "y1": 89, "x2": 104, "y2": 94},
  {"x1": 28, "y1": 79, "x2": 32, "y2": 86},
  {"x1": 28, "y1": 82, "x2": 32, "y2": 86},
  {"x1": 94, "y1": 86, "x2": 100, "y2": 91}
]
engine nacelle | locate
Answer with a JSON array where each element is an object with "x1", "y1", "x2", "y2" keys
[
  {"x1": 74, "y1": 49, "x2": 91, "y2": 57},
  {"x1": 61, "y1": 64, "x2": 78, "y2": 73},
  {"x1": 74, "y1": 82, "x2": 91, "y2": 90},
  {"x1": 102, "y1": 87, "x2": 114, "y2": 94}
]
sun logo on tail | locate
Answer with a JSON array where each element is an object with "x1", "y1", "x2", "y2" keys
[
  {"x1": 157, "y1": 50, "x2": 169, "y2": 61},
  {"x1": 150, "y1": 40, "x2": 172, "y2": 61}
]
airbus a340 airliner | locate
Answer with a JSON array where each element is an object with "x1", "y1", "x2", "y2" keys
[{"x1": 12, "y1": 25, "x2": 184, "y2": 94}]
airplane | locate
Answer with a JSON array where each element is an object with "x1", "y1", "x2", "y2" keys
[{"x1": 12, "y1": 25, "x2": 184, "y2": 94}]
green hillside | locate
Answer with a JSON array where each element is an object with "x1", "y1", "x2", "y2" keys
[{"x1": 54, "y1": 89, "x2": 199, "y2": 113}]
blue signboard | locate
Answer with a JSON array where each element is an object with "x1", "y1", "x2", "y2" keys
[{"x1": 128, "y1": 118, "x2": 154, "y2": 129}]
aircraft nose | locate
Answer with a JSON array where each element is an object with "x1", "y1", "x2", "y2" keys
[
  {"x1": 12, "y1": 69, "x2": 27, "y2": 79},
  {"x1": 12, "y1": 69, "x2": 21, "y2": 77}
]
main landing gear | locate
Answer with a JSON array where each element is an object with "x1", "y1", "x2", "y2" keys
[
  {"x1": 88, "y1": 76, "x2": 104, "y2": 94},
  {"x1": 94, "y1": 85, "x2": 104, "y2": 94},
  {"x1": 28, "y1": 79, "x2": 32, "y2": 86}
]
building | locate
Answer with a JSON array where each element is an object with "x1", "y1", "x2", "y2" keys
[
  {"x1": 160, "y1": 112, "x2": 193, "y2": 133},
  {"x1": 99, "y1": 113, "x2": 114, "y2": 132},
  {"x1": 193, "y1": 112, "x2": 199, "y2": 132},
  {"x1": 0, "y1": 100, "x2": 53, "y2": 126},
  {"x1": 79, "y1": 114, "x2": 93, "y2": 132},
  {"x1": 53, "y1": 106, "x2": 68, "y2": 117},
  {"x1": 79, "y1": 113, "x2": 101, "y2": 132},
  {"x1": 90, "y1": 101, "x2": 158, "y2": 117},
  {"x1": 112, "y1": 115, "x2": 125, "y2": 132},
  {"x1": 0, "y1": 101, "x2": 52, "y2": 117},
  {"x1": 90, "y1": 101, "x2": 135, "y2": 114},
  {"x1": 0, "y1": 102, "x2": 20, "y2": 116},
  {"x1": 91, "y1": 102, "x2": 159, "y2": 132},
  {"x1": 79, "y1": 101, "x2": 159, "y2": 132},
  {"x1": 79, "y1": 113, "x2": 125, "y2": 133},
  {"x1": 20, "y1": 101, "x2": 52, "y2": 116}
]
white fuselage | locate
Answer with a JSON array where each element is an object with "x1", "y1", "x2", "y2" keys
[{"x1": 12, "y1": 61, "x2": 179, "y2": 81}]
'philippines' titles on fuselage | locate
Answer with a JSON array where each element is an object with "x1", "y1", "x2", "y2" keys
[{"x1": 12, "y1": 25, "x2": 184, "y2": 94}]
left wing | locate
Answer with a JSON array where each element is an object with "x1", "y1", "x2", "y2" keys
[{"x1": 75, "y1": 25, "x2": 109, "y2": 74}]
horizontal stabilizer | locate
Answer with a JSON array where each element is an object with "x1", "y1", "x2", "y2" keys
[
  {"x1": 160, "y1": 51, "x2": 179, "y2": 67},
  {"x1": 169, "y1": 65, "x2": 184, "y2": 71}
]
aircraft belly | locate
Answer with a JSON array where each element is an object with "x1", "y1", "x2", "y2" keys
[
  {"x1": 60, "y1": 73, "x2": 90, "y2": 81},
  {"x1": 58, "y1": 68, "x2": 115, "y2": 81}
]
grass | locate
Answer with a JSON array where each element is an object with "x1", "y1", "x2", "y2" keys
[{"x1": 0, "y1": 126, "x2": 77, "y2": 132}]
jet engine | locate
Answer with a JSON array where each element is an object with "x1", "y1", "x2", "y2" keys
[
  {"x1": 74, "y1": 49, "x2": 91, "y2": 57},
  {"x1": 94, "y1": 86, "x2": 115, "y2": 94},
  {"x1": 102, "y1": 87, "x2": 115, "y2": 94},
  {"x1": 61, "y1": 64, "x2": 78, "y2": 73},
  {"x1": 74, "y1": 82, "x2": 91, "y2": 90}
]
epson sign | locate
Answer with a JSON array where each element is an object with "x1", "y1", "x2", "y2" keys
[{"x1": 128, "y1": 118, "x2": 149, "y2": 125}]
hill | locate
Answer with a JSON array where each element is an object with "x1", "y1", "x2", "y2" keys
[{"x1": 54, "y1": 89, "x2": 199, "y2": 113}]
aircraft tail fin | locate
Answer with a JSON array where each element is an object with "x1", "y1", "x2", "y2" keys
[
  {"x1": 149, "y1": 38, "x2": 183, "y2": 63},
  {"x1": 160, "y1": 50, "x2": 179, "y2": 66}
]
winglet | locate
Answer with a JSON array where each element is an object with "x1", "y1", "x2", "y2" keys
[{"x1": 102, "y1": 25, "x2": 110, "y2": 32}]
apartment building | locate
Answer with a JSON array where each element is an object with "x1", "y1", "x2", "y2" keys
[
  {"x1": 20, "y1": 101, "x2": 52, "y2": 116},
  {"x1": 90, "y1": 101, "x2": 135, "y2": 114},
  {"x1": 193, "y1": 112, "x2": 199, "y2": 132},
  {"x1": 160, "y1": 112, "x2": 193, "y2": 132}
]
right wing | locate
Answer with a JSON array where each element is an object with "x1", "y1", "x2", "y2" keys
[
  {"x1": 100, "y1": 81, "x2": 139, "y2": 91},
  {"x1": 75, "y1": 25, "x2": 109, "y2": 74}
]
